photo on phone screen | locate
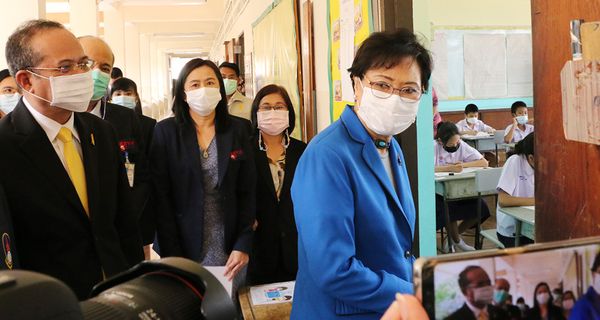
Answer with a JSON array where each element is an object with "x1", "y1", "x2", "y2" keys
[{"x1": 415, "y1": 237, "x2": 600, "y2": 320}]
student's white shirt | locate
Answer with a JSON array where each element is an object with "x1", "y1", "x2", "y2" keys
[
  {"x1": 433, "y1": 140, "x2": 483, "y2": 166},
  {"x1": 504, "y1": 123, "x2": 534, "y2": 143},
  {"x1": 456, "y1": 119, "x2": 493, "y2": 133},
  {"x1": 23, "y1": 96, "x2": 83, "y2": 172},
  {"x1": 496, "y1": 154, "x2": 535, "y2": 237}
]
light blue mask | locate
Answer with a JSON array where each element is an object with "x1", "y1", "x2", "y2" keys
[
  {"x1": 112, "y1": 95, "x2": 137, "y2": 109},
  {"x1": 493, "y1": 289, "x2": 508, "y2": 304},
  {"x1": 516, "y1": 115, "x2": 528, "y2": 125},
  {"x1": 0, "y1": 93, "x2": 20, "y2": 114},
  {"x1": 91, "y1": 69, "x2": 110, "y2": 100}
]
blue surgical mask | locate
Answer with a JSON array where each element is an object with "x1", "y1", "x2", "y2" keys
[
  {"x1": 516, "y1": 115, "x2": 528, "y2": 125},
  {"x1": 0, "y1": 93, "x2": 20, "y2": 114},
  {"x1": 493, "y1": 289, "x2": 508, "y2": 304},
  {"x1": 223, "y1": 78, "x2": 238, "y2": 95},
  {"x1": 112, "y1": 95, "x2": 137, "y2": 109}
]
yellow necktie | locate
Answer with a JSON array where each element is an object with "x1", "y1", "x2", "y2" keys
[
  {"x1": 57, "y1": 127, "x2": 89, "y2": 215},
  {"x1": 478, "y1": 308, "x2": 489, "y2": 320}
]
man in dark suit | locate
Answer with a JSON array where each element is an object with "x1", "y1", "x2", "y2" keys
[
  {"x1": 0, "y1": 19, "x2": 143, "y2": 299},
  {"x1": 79, "y1": 36, "x2": 154, "y2": 255},
  {"x1": 493, "y1": 278, "x2": 522, "y2": 320},
  {"x1": 445, "y1": 266, "x2": 508, "y2": 320}
]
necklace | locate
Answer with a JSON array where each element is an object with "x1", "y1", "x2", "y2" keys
[{"x1": 201, "y1": 148, "x2": 209, "y2": 159}]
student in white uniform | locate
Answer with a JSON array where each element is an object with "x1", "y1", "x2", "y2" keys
[
  {"x1": 434, "y1": 122, "x2": 490, "y2": 251},
  {"x1": 455, "y1": 103, "x2": 495, "y2": 135},
  {"x1": 496, "y1": 132, "x2": 535, "y2": 248},
  {"x1": 504, "y1": 101, "x2": 534, "y2": 143}
]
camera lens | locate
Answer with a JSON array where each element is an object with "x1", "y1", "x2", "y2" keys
[{"x1": 81, "y1": 271, "x2": 205, "y2": 320}]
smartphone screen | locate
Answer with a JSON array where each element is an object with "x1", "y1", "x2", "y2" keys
[{"x1": 415, "y1": 237, "x2": 600, "y2": 320}]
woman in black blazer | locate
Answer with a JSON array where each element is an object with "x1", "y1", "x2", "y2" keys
[
  {"x1": 247, "y1": 84, "x2": 307, "y2": 285},
  {"x1": 150, "y1": 58, "x2": 256, "y2": 282}
]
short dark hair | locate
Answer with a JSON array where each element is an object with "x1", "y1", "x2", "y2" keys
[
  {"x1": 111, "y1": 67, "x2": 123, "y2": 79},
  {"x1": 5, "y1": 19, "x2": 65, "y2": 76},
  {"x1": 516, "y1": 297, "x2": 525, "y2": 304},
  {"x1": 458, "y1": 266, "x2": 483, "y2": 293},
  {"x1": 172, "y1": 58, "x2": 229, "y2": 132},
  {"x1": 219, "y1": 62, "x2": 240, "y2": 77},
  {"x1": 348, "y1": 29, "x2": 432, "y2": 92},
  {"x1": 0, "y1": 69, "x2": 11, "y2": 82},
  {"x1": 435, "y1": 121, "x2": 459, "y2": 143},
  {"x1": 465, "y1": 103, "x2": 479, "y2": 114},
  {"x1": 591, "y1": 251, "x2": 600, "y2": 272},
  {"x1": 511, "y1": 101, "x2": 528, "y2": 114},
  {"x1": 510, "y1": 132, "x2": 534, "y2": 158},
  {"x1": 110, "y1": 77, "x2": 142, "y2": 115},
  {"x1": 250, "y1": 84, "x2": 296, "y2": 135}
]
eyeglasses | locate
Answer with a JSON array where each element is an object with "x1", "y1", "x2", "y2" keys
[
  {"x1": 27, "y1": 60, "x2": 95, "y2": 74},
  {"x1": 258, "y1": 105, "x2": 288, "y2": 112},
  {"x1": 365, "y1": 78, "x2": 423, "y2": 101}
]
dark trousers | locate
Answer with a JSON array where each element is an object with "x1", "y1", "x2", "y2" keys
[{"x1": 497, "y1": 232, "x2": 534, "y2": 248}]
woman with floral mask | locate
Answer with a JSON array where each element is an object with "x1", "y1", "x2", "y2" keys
[
  {"x1": 245, "y1": 84, "x2": 306, "y2": 286},
  {"x1": 150, "y1": 58, "x2": 255, "y2": 297},
  {"x1": 434, "y1": 121, "x2": 490, "y2": 252},
  {"x1": 570, "y1": 252, "x2": 600, "y2": 319},
  {"x1": 528, "y1": 282, "x2": 565, "y2": 320},
  {"x1": 291, "y1": 29, "x2": 431, "y2": 319}
]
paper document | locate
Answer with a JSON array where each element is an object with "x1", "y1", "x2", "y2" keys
[
  {"x1": 522, "y1": 206, "x2": 535, "y2": 211},
  {"x1": 204, "y1": 266, "x2": 232, "y2": 297},
  {"x1": 250, "y1": 281, "x2": 295, "y2": 305}
]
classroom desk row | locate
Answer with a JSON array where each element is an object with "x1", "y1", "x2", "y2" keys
[{"x1": 434, "y1": 167, "x2": 535, "y2": 251}]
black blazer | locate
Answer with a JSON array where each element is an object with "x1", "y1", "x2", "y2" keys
[
  {"x1": 150, "y1": 116, "x2": 256, "y2": 260},
  {"x1": 247, "y1": 137, "x2": 306, "y2": 285},
  {"x1": 102, "y1": 102, "x2": 154, "y2": 245},
  {"x1": 445, "y1": 303, "x2": 508, "y2": 320},
  {"x1": 527, "y1": 304, "x2": 565, "y2": 320},
  {"x1": 0, "y1": 101, "x2": 143, "y2": 299},
  {"x1": 0, "y1": 183, "x2": 19, "y2": 270},
  {"x1": 138, "y1": 114, "x2": 157, "y2": 156}
]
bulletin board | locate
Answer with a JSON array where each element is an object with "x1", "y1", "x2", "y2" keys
[
  {"x1": 253, "y1": 0, "x2": 302, "y2": 139},
  {"x1": 328, "y1": 0, "x2": 374, "y2": 122},
  {"x1": 430, "y1": 27, "x2": 533, "y2": 103}
]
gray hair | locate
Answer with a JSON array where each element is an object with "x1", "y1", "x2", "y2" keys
[{"x1": 5, "y1": 19, "x2": 65, "y2": 76}]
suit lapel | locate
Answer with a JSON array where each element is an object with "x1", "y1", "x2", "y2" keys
[
  {"x1": 181, "y1": 125, "x2": 203, "y2": 183},
  {"x1": 75, "y1": 114, "x2": 99, "y2": 220},
  {"x1": 13, "y1": 103, "x2": 88, "y2": 219},
  {"x1": 216, "y1": 128, "x2": 233, "y2": 187},
  {"x1": 360, "y1": 144, "x2": 402, "y2": 211},
  {"x1": 256, "y1": 145, "x2": 278, "y2": 200},
  {"x1": 388, "y1": 140, "x2": 413, "y2": 234},
  {"x1": 279, "y1": 140, "x2": 300, "y2": 200}
]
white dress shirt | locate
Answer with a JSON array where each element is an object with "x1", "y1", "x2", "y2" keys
[
  {"x1": 23, "y1": 96, "x2": 83, "y2": 172},
  {"x1": 88, "y1": 100, "x2": 102, "y2": 118}
]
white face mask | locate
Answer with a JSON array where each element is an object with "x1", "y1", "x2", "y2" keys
[
  {"x1": 186, "y1": 87, "x2": 222, "y2": 116},
  {"x1": 467, "y1": 117, "x2": 478, "y2": 124},
  {"x1": 472, "y1": 285, "x2": 494, "y2": 305},
  {"x1": 536, "y1": 292, "x2": 550, "y2": 305},
  {"x1": 356, "y1": 81, "x2": 419, "y2": 136},
  {"x1": 27, "y1": 70, "x2": 94, "y2": 112},
  {"x1": 257, "y1": 110, "x2": 289, "y2": 136},
  {"x1": 112, "y1": 95, "x2": 137, "y2": 109},
  {"x1": 516, "y1": 115, "x2": 528, "y2": 125},
  {"x1": 0, "y1": 93, "x2": 20, "y2": 114}
]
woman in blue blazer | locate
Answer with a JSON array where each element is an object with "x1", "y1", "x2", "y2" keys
[
  {"x1": 150, "y1": 58, "x2": 255, "y2": 282},
  {"x1": 291, "y1": 29, "x2": 432, "y2": 319}
]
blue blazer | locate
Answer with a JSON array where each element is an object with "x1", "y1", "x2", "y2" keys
[
  {"x1": 291, "y1": 106, "x2": 416, "y2": 319},
  {"x1": 150, "y1": 116, "x2": 256, "y2": 260}
]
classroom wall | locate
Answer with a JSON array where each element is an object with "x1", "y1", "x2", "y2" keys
[{"x1": 427, "y1": 0, "x2": 531, "y2": 28}]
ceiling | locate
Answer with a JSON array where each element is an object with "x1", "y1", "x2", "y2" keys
[{"x1": 45, "y1": 0, "x2": 226, "y2": 58}]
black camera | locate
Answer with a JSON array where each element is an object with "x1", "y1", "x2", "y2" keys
[{"x1": 0, "y1": 257, "x2": 237, "y2": 320}]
